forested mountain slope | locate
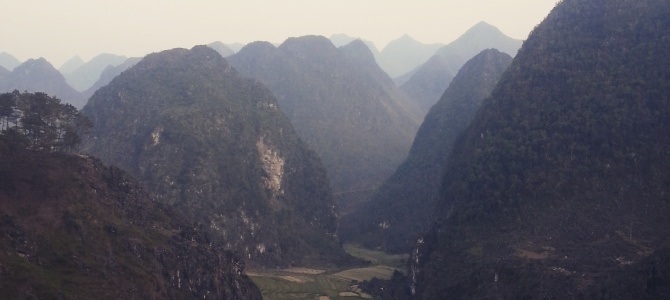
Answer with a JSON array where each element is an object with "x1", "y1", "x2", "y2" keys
[
  {"x1": 344, "y1": 49, "x2": 512, "y2": 253},
  {"x1": 0, "y1": 95, "x2": 261, "y2": 299},
  {"x1": 411, "y1": 0, "x2": 670, "y2": 298},
  {"x1": 83, "y1": 46, "x2": 351, "y2": 267}
]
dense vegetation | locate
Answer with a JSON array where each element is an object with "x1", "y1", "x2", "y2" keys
[
  {"x1": 343, "y1": 49, "x2": 512, "y2": 253},
  {"x1": 0, "y1": 148, "x2": 261, "y2": 299},
  {"x1": 83, "y1": 46, "x2": 355, "y2": 267},
  {"x1": 0, "y1": 91, "x2": 91, "y2": 153},
  {"x1": 411, "y1": 0, "x2": 670, "y2": 298},
  {"x1": 229, "y1": 37, "x2": 423, "y2": 211}
]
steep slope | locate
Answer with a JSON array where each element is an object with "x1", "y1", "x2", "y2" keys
[
  {"x1": 82, "y1": 57, "x2": 142, "y2": 100},
  {"x1": 401, "y1": 22, "x2": 522, "y2": 115},
  {"x1": 344, "y1": 49, "x2": 512, "y2": 253},
  {"x1": 0, "y1": 52, "x2": 21, "y2": 71},
  {"x1": 377, "y1": 34, "x2": 443, "y2": 80},
  {"x1": 83, "y1": 46, "x2": 351, "y2": 267},
  {"x1": 64, "y1": 53, "x2": 127, "y2": 92},
  {"x1": 229, "y1": 36, "x2": 423, "y2": 210},
  {"x1": 0, "y1": 147, "x2": 261, "y2": 299},
  {"x1": 0, "y1": 58, "x2": 85, "y2": 108},
  {"x1": 411, "y1": 0, "x2": 670, "y2": 298}
]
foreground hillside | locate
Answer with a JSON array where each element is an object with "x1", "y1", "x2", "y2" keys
[
  {"x1": 0, "y1": 144, "x2": 261, "y2": 299},
  {"x1": 411, "y1": 0, "x2": 670, "y2": 298},
  {"x1": 83, "y1": 46, "x2": 352, "y2": 267},
  {"x1": 344, "y1": 49, "x2": 512, "y2": 253}
]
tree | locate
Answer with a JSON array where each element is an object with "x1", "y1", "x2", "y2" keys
[{"x1": 0, "y1": 91, "x2": 92, "y2": 153}]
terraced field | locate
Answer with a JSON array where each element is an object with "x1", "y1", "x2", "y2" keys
[{"x1": 247, "y1": 244, "x2": 408, "y2": 299}]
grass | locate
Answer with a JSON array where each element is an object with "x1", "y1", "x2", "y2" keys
[
  {"x1": 343, "y1": 243, "x2": 408, "y2": 270},
  {"x1": 247, "y1": 243, "x2": 409, "y2": 299}
]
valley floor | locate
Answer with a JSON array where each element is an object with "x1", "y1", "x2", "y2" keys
[{"x1": 247, "y1": 244, "x2": 408, "y2": 300}]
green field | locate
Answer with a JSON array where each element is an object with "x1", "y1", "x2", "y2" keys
[{"x1": 248, "y1": 244, "x2": 409, "y2": 299}]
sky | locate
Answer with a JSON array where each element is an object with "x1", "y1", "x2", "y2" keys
[{"x1": 1, "y1": 0, "x2": 558, "y2": 67}]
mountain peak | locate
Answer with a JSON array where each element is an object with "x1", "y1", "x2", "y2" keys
[
  {"x1": 83, "y1": 45, "x2": 352, "y2": 267},
  {"x1": 59, "y1": 55, "x2": 85, "y2": 74},
  {"x1": 0, "y1": 52, "x2": 22, "y2": 71},
  {"x1": 457, "y1": 21, "x2": 506, "y2": 43},
  {"x1": 280, "y1": 35, "x2": 337, "y2": 54},
  {"x1": 340, "y1": 39, "x2": 376, "y2": 65},
  {"x1": 207, "y1": 41, "x2": 235, "y2": 57}
]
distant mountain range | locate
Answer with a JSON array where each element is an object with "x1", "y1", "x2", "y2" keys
[
  {"x1": 82, "y1": 46, "x2": 354, "y2": 267},
  {"x1": 377, "y1": 34, "x2": 444, "y2": 80},
  {"x1": 343, "y1": 48, "x2": 512, "y2": 253},
  {"x1": 62, "y1": 53, "x2": 127, "y2": 92},
  {"x1": 229, "y1": 36, "x2": 423, "y2": 211},
  {"x1": 207, "y1": 41, "x2": 236, "y2": 57},
  {"x1": 82, "y1": 57, "x2": 142, "y2": 100},
  {"x1": 400, "y1": 21, "x2": 522, "y2": 115},
  {"x1": 0, "y1": 52, "x2": 21, "y2": 71},
  {"x1": 58, "y1": 55, "x2": 85, "y2": 74},
  {"x1": 0, "y1": 57, "x2": 85, "y2": 108}
]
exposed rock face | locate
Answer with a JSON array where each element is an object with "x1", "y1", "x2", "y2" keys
[
  {"x1": 411, "y1": 0, "x2": 670, "y2": 298},
  {"x1": 343, "y1": 49, "x2": 512, "y2": 253},
  {"x1": 0, "y1": 149, "x2": 262, "y2": 299},
  {"x1": 82, "y1": 46, "x2": 352, "y2": 267}
]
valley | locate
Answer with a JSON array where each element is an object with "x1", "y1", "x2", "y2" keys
[
  {"x1": 247, "y1": 244, "x2": 408, "y2": 300},
  {"x1": 2, "y1": 0, "x2": 670, "y2": 298}
]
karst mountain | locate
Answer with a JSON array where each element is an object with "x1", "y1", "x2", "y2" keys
[{"x1": 409, "y1": 0, "x2": 670, "y2": 298}]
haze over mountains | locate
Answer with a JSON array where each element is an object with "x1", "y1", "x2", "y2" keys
[
  {"x1": 229, "y1": 36, "x2": 423, "y2": 211},
  {"x1": 377, "y1": 34, "x2": 445, "y2": 80},
  {"x1": 344, "y1": 48, "x2": 513, "y2": 253},
  {"x1": 0, "y1": 52, "x2": 21, "y2": 71},
  {"x1": 0, "y1": 58, "x2": 86, "y2": 108},
  {"x1": 81, "y1": 57, "x2": 142, "y2": 100},
  {"x1": 82, "y1": 46, "x2": 352, "y2": 267},
  {"x1": 61, "y1": 53, "x2": 128, "y2": 92},
  {"x1": 401, "y1": 21, "x2": 523, "y2": 114},
  {"x1": 3, "y1": 5, "x2": 670, "y2": 297}
]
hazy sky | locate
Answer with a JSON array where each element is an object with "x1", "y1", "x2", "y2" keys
[{"x1": 1, "y1": 0, "x2": 557, "y2": 67}]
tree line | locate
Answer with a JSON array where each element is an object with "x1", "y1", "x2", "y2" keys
[{"x1": 0, "y1": 90, "x2": 92, "y2": 153}]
